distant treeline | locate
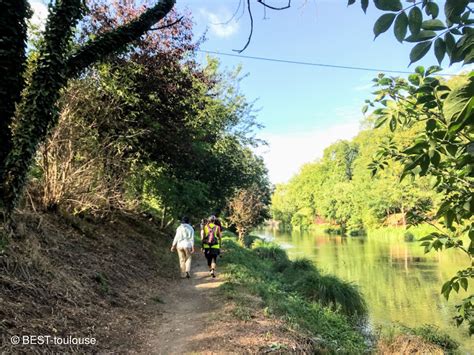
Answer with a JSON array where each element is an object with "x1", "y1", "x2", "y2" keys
[{"x1": 271, "y1": 117, "x2": 439, "y2": 234}]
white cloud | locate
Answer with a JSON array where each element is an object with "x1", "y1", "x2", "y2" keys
[
  {"x1": 29, "y1": 0, "x2": 48, "y2": 30},
  {"x1": 255, "y1": 118, "x2": 361, "y2": 184},
  {"x1": 199, "y1": 8, "x2": 239, "y2": 38},
  {"x1": 440, "y1": 63, "x2": 474, "y2": 76}
]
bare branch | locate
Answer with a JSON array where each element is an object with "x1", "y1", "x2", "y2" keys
[
  {"x1": 233, "y1": 0, "x2": 253, "y2": 53},
  {"x1": 257, "y1": 0, "x2": 291, "y2": 11},
  {"x1": 213, "y1": 0, "x2": 243, "y2": 25},
  {"x1": 149, "y1": 15, "x2": 183, "y2": 30}
]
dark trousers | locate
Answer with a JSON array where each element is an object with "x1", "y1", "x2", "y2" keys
[{"x1": 204, "y1": 248, "x2": 219, "y2": 268}]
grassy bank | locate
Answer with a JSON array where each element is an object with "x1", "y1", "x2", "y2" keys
[{"x1": 219, "y1": 235, "x2": 368, "y2": 353}]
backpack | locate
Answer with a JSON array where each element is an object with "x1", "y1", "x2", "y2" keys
[{"x1": 203, "y1": 224, "x2": 219, "y2": 246}]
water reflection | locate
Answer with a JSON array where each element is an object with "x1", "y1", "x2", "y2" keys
[{"x1": 256, "y1": 228, "x2": 473, "y2": 351}]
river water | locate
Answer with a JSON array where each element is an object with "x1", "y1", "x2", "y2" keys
[{"x1": 255, "y1": 228, "x2": 473, "y2": 352}]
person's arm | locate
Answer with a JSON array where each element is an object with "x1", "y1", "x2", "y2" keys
[
  {"x1": 190, "y1": 227, "x2": 195, "y2": 253},
  {"x1": 171, "y1": 227, "x2": 180, "y2": 251},
  {"x1": 217, "y1": 226, "x2": 222, "y2": 246},
  {"x1": 200, "y1": 226, "x2": 205, "y2": 250}
]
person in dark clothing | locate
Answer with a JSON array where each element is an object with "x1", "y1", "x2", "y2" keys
[{"x1": 201, "y1": 215, "x2": 222, "y2": 278}]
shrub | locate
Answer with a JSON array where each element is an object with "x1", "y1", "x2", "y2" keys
[{"x1": 407, "y1": 325, "x2": 459, "y2": 351}]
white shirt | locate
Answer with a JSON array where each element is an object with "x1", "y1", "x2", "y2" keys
[{"x1": 172, "y1": 223, "x2": 194, "y2": 249}]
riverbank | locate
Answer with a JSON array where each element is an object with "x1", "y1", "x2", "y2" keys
[
  {"x1": 1, "y1": 210, "x2": 460, "y2": 353},
  {"x1": 219, "y1": 236, "x2": 368, "y2": 352},
  {"x1": 0, "y1": 209, "x2": 368, "y2": 352},
  {"x1": 258, "y1": 227, "x2": 470, "y2": 352}
]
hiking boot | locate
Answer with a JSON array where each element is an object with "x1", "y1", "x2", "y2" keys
[
  {"x1": 210, "y1": 269, "x2": 216, "y2": 278},
  {"x1": 186, "y1": 272, "x2": 190, "y2": 279}
]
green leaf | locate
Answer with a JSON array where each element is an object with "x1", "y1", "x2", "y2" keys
[
  {"x1": 426, "y1": 65, "x2": 442, "y2": 76},
  {"x1": 419, "y1": 154, "x2": 430, "y2": 175},
  {"x1": 408, "y1": 73, "x2": 421, "y2": 85},
  {"x1": 374, "y1": 0, "x2": 402, "y2": 12},
  {"x1": 394, "y1": 12, "x2": 409, "y2": 43},
  {"x1": 374, "y1": 116, "x2": 388, "y2": 128},
  {"x1": 347, "y1": 0, "x2": 356, "y2": 5},
  {"x1": 441, "y1": 280, "x2": 452, "y2": 294},
  {"x1": 389, "y1": 116, "x2": 397, "y2": 131},
  {"x1": 362, "y1": 104, "x2": 368, "y2": 114},
  {"x1": 426, "y1": 2, "x2": 439, "y2": 19},
  {"x1": 374, "y1": 13, "x2": 397, "y2": 39},
  {"x1": 415, "y1": 66, "x2": 425, "y2": 76},
  {"x1": 426, "y1": 118, "x2": 437, "y2": 131},
  {"x1": 449, "y1": 96, "x2": 474, "y2": 134},
  {"x1": 443, "y1": 76, "x2": 474, "y2": 122},
  {"x1": 421, "y1": 19, "x2": 446, "y2": 31},
  {"x1": 405, "y1": 30, "x2": 436, "y2": 43},
  {"x1": 452, "y1": 281, "x2": 460, "y2": 293},
  {"x1": 445, "y1": 209, "x2": 455, "y2": 228},
  {"x1": 460, "y1": 277, "x2": 468, "y2": 291},
  {"x1": 434, "y1": 38, "x2": 446, "y2": 64},
  {"x1": 445, "y1": 0, "x2": 469, "y2": 22},
  {"x1": 430, "y1": 151, "x2": 441, "y2": 166},
  {"x1": 410, "y1": 41, "x2": 432, "y2": 65},
  {"x1": 445, "y1": 32, "x2": 456, "y2": 56},
  {"x1": 408, "y1": 7, "x2": 423, "y2": 35},
  {"x1": 361, "y1": 0, "x2": 369, "y2": 13}
]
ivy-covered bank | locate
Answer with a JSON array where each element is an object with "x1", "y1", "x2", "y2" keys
[{"x1": 218, "y1": 236, "x2": 368, "y2": 353}]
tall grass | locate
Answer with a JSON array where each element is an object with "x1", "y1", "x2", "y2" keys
[{"x1": 219, "y1": 237, "x2": 368, "y2": 353}]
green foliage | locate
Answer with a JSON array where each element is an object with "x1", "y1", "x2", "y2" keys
[
  {"x1": 24, "y1": 2, "x2": 270, "y2": 222},
  {"x1": 367, "y1": 66, "x2": 473, "y2": 331},
  {"x1": 349, "y1": 0, "x2": 473, "y2": 65},
  {"x1": 220, "y1": 238, "x2": 367, "y2": 353},
  {"x1": 0, "y1": 0, "x2": 177, "y2": 214},
  {"x1": 271, "y1": 127, "x2": 436, "y2": 233}
]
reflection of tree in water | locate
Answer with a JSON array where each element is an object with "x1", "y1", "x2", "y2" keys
[{"x1": 268, "y1": 228, "x2": 473, "y2": 350}]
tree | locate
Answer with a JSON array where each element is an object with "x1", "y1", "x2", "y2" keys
[
  {"x1": 0, "y1": 0, "x2": 176, "y2": 214},
  {"x1": 228, "y1": 185, "x2": 270, "y2": 245},
  {"x1": 352, "y1": 0, "x2": 473, "y2": 66},
  {"x1": 368, "y1": 67, "x2": 474, "y2": 334}
]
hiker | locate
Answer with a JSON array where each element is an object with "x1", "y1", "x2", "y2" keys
[
  {"x1": 170, "y1": 216, "x2": 195, "y2": 279},
  {"x1": 201, "y1": 215, "x2": 222, "y2": 278}
]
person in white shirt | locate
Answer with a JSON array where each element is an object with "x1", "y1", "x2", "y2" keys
[{"x1": 170, "y1": 216, "x2": 195, "y2": 278}]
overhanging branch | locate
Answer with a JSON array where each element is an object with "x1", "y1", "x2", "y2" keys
[
  {"x1": 66, "y1": 0, "x2": 176, "y2": 78},
  {"x1": 149, "y1": 15, "x2": 183, "y2": 30},
  {"x1": 257, "y1": 0, "x2": 291, "y2": 10}
]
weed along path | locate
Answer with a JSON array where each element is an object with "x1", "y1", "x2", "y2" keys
[{"x1": 139, "y1": 255, "x2": 224, "y2": 354}]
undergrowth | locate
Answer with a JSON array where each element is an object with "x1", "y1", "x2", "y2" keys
[
  {"x1": 219, "y1": 237, "x2": 368, "y2": 353},
  {"x1": 377, "y1": 323, "x2": 459, "y2": 353}
]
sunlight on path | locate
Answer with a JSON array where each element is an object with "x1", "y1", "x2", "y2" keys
[{"x1": 139, "y1": 255, "x2": 225, "y2": 354}]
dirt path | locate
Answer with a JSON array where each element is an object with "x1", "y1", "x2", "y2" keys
[{"x1": 139, "y1": 253, "x2": 224, "y2": 354}]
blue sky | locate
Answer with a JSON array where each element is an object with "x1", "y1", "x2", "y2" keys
[
  {"x1": 29, "y1": 0, "x2": 471, "y2": 183},
  {"x1": 175, "y1": 0, "x2": 471, "y2": 183}
]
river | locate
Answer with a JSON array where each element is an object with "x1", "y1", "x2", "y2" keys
[{"x1": 255, "y1": 228, "x2": 473, "y2": 352}]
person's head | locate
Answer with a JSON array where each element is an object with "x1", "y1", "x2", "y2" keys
[
  {"x1": 181, "y1": 216, "x2": 190, "y2": 224},
  {"x1": 208, "y1": 215, "x2": 216, "y2": 223}
]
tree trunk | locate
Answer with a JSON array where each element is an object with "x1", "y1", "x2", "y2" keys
[
  {"x1": 238, "y1": 229, "x2": 245, "y2": 246},
  {"x1": 0, "y1": 0, "x2": 30, "y2": 208},
  {"x1": 401, "y1": 204, "x2": 407, "y2": 228}
]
